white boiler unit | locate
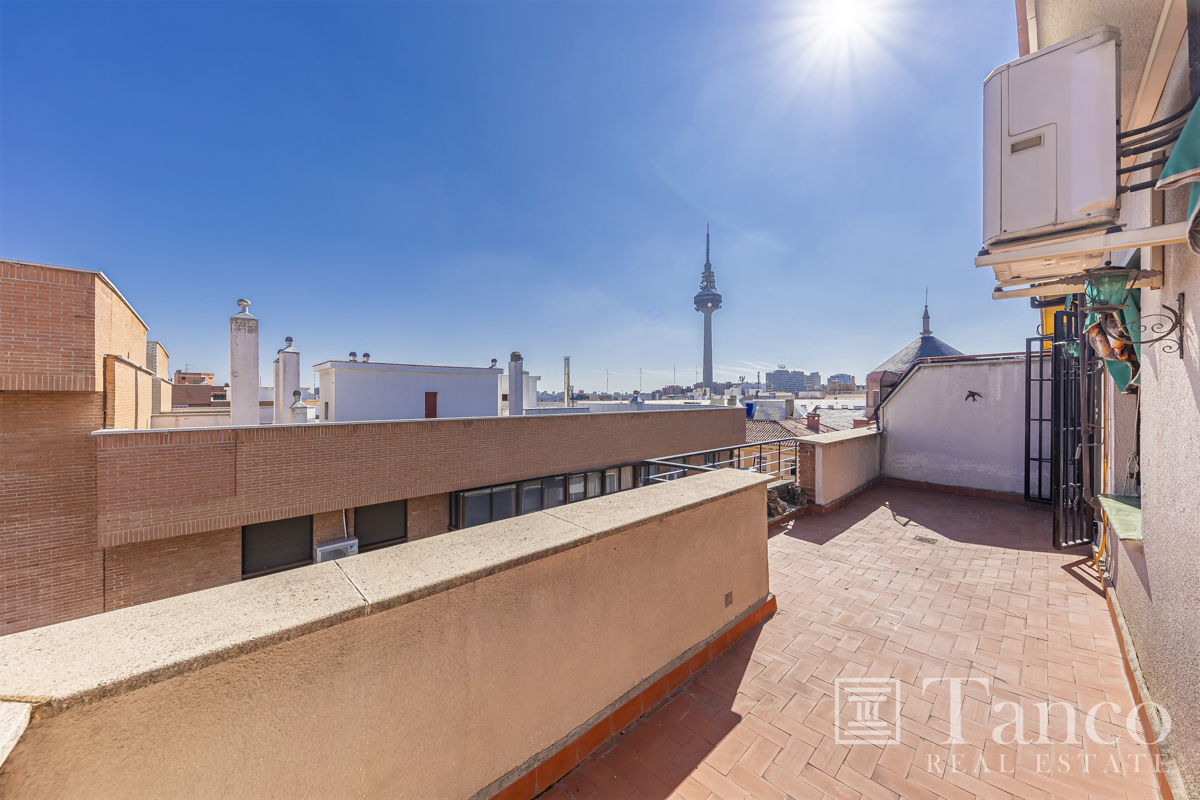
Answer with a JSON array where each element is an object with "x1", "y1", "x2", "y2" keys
[{"x1": 982, "y1": 26, "x2": 1120, "y2": 248}]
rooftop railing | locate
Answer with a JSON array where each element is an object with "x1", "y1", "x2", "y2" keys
[{"x1": 643, "y1": 436, "x2": 808, "y2": 484}]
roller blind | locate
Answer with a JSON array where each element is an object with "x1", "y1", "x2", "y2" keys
[
  {"x1": 355, "y1": 500, "x2": 408, "y2": 547},
  {"x1": 242, "y1": 515, "x2": 312, "y2": 575}
]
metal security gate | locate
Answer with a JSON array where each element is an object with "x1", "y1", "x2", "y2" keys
[{"x1": 1049, "y1": 309, "x2": 1095, "y2": 550}]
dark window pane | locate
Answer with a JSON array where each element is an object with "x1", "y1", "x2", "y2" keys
[
  {"x1": 243, "y1": 515, "x2": 312, "y2": 575},
  {"x1": 620, "y1": 466, "x2": 634, "y2": 490},
  {"x1": 354, "y1": 499, "x2": 407, "y2": 547},
  {"x1": 568, "y1": 474, "x2": 585, "y2": 502},
  {"x1": 543, "y1": 476, "x2": 564, "y2": 508},
  {"x1": 492, "y1": 485, "x2": 516, "y2": 520},
  {"x1": 519, "y1": 481, "x2": 542, "y2": 514},
  {"x1": 463, "y1": 489, "x2": 491, "y2": 528},
  {"x1": 586, "y1": 471, "x2": 602, "y2": 498}
]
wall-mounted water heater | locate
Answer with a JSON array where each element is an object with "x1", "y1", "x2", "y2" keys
[{"x1": 983, "y1": 27, "x2": 1120, "y2": 248}]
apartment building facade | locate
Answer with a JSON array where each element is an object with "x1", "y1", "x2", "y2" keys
[{"x1": 0, "y1": 260, "x2": 746, "y2": 635}]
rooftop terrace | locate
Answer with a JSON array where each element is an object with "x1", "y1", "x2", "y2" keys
[{"x1": 548, "y1": 487, "x2": 1163, "y2": 800}]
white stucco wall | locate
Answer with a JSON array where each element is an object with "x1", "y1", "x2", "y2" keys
[
  {"x1": 879, "y1": 359, "x2": 1026, "y2": 495},
  {"x1": 316, "y1": 363, "x2": 502, "y2": 422},
  {"x1": 809, "y1": 428, "x2": 881, "y2": 506}
]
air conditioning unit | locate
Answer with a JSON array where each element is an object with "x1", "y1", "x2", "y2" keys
[
  {"x1": 982, "y1": 26, "x2": 1120, "y2": 249},
  {"x1": 315, "y1": 536, "x2": 359, "y2": 563}
]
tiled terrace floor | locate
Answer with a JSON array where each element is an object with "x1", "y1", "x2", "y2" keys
[{"x1": 547, "y1": 487, "x2": 1160, "y2": 800}]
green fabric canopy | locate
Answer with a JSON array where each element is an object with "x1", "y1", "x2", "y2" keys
[
  {"x1": 1083, "y1": 256, "x2": 1141, "y2": 393},
  {"x1": 1156, "y1": 103, "x2": 1200, "y2": 253}
]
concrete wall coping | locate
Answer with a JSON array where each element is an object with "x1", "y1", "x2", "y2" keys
[
  {"x1": 91, "y1": 405, "x2": 741, "y2": 436},
  {"x1": 0, "y1": 469, "x2": 771, "y2": 722},
  {"x1": 805, "y1": 427, "x2": 880, "y2": 447}
]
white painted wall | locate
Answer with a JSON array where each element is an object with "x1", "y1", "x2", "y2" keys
[
  {"x1": 879, "y1": 359, "x2": 1026, "y2": 494},
  {"x1": 315, "y1": 361, "x2": 502, "y2": 422},
  {"x1": 150, "y1": 411, "x2": 232, "y2": 429},
  {"x1": 498, "y1": 371, "x2": 540, "y2": 414}
]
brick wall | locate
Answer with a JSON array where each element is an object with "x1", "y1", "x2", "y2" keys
[
  {"x1": 94, "y1": 409, "x2": 746, "y2": 548},
  {"x1": 408, "y1": 494, "x2": 448, "y2": 540},
  {"x1": 104, "y1": 528, "x2": 241, "y2": 611},
  {"x1": 93, "y1": 277, "x2": 148, "y2": 372},
  {"x1": 0, "y1": 392, "x2": 105, "y2": 635},
  {"x1": 313, "y1": 511, "x2": 347, "y2": 545},
  {"x1": 0, "y1": 261, "x2": 99, "y2": 391}
]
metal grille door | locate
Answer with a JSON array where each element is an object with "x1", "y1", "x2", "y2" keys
[{"x1": 1050, "y1": 309, "x2": 1095, "y2": 550}]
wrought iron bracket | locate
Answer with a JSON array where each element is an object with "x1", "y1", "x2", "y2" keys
[{"x1": 1082, "y1": 292, "x2": 1185, "y2": 359}]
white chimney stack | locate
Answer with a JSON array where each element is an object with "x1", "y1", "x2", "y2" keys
[
  {"x1": 230, "y1": 299, "x2": 259, "y2": 426},
  {"x1": 275, "y1": 336, "x2": 300, "y2": 424},
  {"x1": 289, "y1": 390, "x2": 308, "y2": 424},
  {"x1": 508, "y1": 351, "x2": 524, "y2": 417}
]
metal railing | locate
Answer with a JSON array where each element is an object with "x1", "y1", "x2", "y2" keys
[{"x1": 641, "y1": 437, "x2": 808, "y2": 484}]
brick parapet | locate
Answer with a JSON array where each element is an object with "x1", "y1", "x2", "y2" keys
[{"x1": 93, "y1": 409, "x2": 746, "y2": 548}]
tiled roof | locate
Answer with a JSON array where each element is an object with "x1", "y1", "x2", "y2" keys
[
  {"x1": 872, "y1": 334, "x2": 963, "y2": 375},
  {"x1": 744, "y1": 419, "x2": 835, "y2": 443}
]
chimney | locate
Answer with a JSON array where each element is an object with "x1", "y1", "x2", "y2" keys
[
  {"x1": 806, "y1": 411, "x2": 821, "y2": 433},
  {"x1": 289, "y1": 390, "x2": 308, "y2": 424},
  {"x1": 362, "y1": 352, "x2": 371, "y2": 363},
  {"x1": 272, "y1": 349, "x2": 283, "y2": 424},
  {"x1": 277, "y1": 336, "x2": 301, "y2": 425},
  {"x1": 230, "y1": 299, "x2": 259, "y2": 426},
  {"x1": 508, "y1": 351, "x2": 524, "y2": 416},
  {"x1": 349, "y1": 351, "x2": 358, "y2": 362}
]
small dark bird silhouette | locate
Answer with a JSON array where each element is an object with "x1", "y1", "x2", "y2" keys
[{"x1": 965, "y1": 391, "x2": 982, "y2": 402}]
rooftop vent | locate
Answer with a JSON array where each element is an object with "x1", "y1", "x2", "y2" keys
[
  {"x1": 362, "y1": 353, "x2": 371, "y2": 362},
  {"x1": 349, "y1": 352, "x2": 358, "y2": 362}
]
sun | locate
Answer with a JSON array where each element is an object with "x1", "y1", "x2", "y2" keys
[{"x1": 814, "y1": 0, "x2": 874, "y2": 39}]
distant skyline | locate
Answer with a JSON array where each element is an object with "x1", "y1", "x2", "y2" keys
[{"x1": 1, "y1": 0, "x2": 1033, "y2": 393}]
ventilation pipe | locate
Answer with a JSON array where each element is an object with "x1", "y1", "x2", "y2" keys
[
  {"x1": 362, "y1": 352, "x2": 371, "y2": 363},
  {"x1": 508, "y1": 351, "x2": 524, "y2": 416},
  {"x1": 278, "y1": 337, "x2": 300, "y2": 424},
  {"x1": 564, "y1": 356, "x2": 572, "y2": 407},
  {"x1": 272, "y1": 349, "x2": 283, "y2": 424},
  {"x1": 349, "y1": 351, "x2": 358, "y2": 362},
  {"x1": 230, "y1": 299, "x2": 259, "y2": 426}
]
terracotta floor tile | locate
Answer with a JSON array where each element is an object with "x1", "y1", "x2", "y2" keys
[{"x1": 550, "y1": 488, "x2": 1162, "y2": 800}]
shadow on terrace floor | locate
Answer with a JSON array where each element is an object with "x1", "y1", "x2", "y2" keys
[{"x1": 548, "y1": 485, "x2": 1153, "y2": 800}]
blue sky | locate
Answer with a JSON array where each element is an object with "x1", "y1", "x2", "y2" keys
[{"x1": 1, "y1": 0, "x2": 1032, "y2": 392}]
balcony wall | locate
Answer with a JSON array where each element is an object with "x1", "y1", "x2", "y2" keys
[
  {"x1": 806, "y1": 428, "x2": 881, "y2": 507},
  {"x1": 0, "y1": 470, "x2": 772, "y2": 800},
  {"x1": 92, "y1": 406, "x2": 746, "y2": 547}
]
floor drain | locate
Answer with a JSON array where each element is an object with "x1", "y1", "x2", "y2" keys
[{"x1": 914, "y1": 535, "x2": 939, "y2": 545}]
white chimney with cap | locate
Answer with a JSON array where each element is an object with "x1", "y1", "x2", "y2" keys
[
  {"x1": 275, "y1": 337, "x2": 300, "y2": 424},
  {"x1": 230, "y1": 299, "x2": 259, "y2": 426},
  {"x1": 289, "y1": 390, "x2": 309, "y2": 424}
]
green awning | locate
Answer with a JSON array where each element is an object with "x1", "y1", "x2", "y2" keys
[
  {"x1": 1083, "y1": 258, "x2": 1141, "y2": 393},
  {"x1": 1098, "y1": 494, "x2": 1142, "y2": 541},
  {"x1": 1156, "y1": 103, "x2": 1200, "y2": 253}
]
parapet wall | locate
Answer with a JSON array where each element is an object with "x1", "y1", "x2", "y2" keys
[
  {"x1": 93, "y1": 406, "x2": 746, "y2": 547},
  {"x1": 0, "y1": 470, "x2": 772, "y2": 800}
]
